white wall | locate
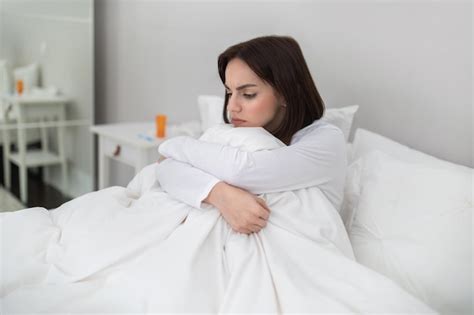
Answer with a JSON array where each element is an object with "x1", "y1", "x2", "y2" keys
[
  {"x1": 1, "y1": 0, "x2": 94, "y2": 197},
  {"x1": 96, "y1": 0, "x2": 472, "y2": 168}
]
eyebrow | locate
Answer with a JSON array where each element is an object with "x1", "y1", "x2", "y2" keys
[{"x1": 224, "y1": 83, "x2": 258, "y2": 91}]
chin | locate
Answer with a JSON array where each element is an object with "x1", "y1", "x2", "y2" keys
[{"x1": 232, "y1": 121, "x2": 247, "y2": 127}]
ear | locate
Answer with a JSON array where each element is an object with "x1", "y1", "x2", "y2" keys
[{"x1": 277, "y1": 94, "x2": 287, "y2": 107}]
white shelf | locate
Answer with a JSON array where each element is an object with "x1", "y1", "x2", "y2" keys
[{"x1": 9, "y1": 149, "x2": 64, "y2": 167}]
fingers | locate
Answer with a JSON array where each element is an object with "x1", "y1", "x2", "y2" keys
[
  {"x1": 254, "y1": 198, "x2": 270, "y2": 217},
  {"x1": 235, "y1": 227, "x2": 253, "y2": 234},
  {"x1": 245, "y1": 224, "x2": 263, "y2": 234},
  {"x1": 256, "y1": 197, "x2": 271, "y2": 212},
  {"x1": 233, "y1": 218, "x2": 267, "y2": 234},
  {"x1": 253, "y1": 217, "x2": 267, "y2": 229},
  {"x1": 249, "y1": 220, "x2": 269, "y2": 233},
  {"x1": 253, "y1": 205, "x2": 270, "y2": 221},
  {"x1": 249, "y1": 225, "x2": 262, "y2": 233},
  {"x1": 237, "y1": 218, "x2": 268, "y2": 235},
  {"x1": 258, "y1": 209, "x2": 270, "y2": 221}
]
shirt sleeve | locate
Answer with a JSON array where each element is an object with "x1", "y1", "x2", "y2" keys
[
  {"x1": 155, "y1": 158, "x2": 222, "y2": 209},
  {"x1": 158, "y1": 125, "x2": 347, "y2": 210}
]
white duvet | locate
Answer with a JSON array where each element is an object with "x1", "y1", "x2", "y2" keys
[{"x1": 0, "y1": 125, "x2": 436, "y2": 313}]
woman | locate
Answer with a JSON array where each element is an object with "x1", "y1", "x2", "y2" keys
[{"x1": 157, "y1": 35, "x2": 347, "y2": 235}]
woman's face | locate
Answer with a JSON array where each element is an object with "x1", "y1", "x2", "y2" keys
[{"x1": 225, "y1": 58, "x2": 285, "y2": 130}]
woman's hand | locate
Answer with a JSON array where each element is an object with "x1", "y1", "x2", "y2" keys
[{"x1": 204, "y1": 181, "x2": 270, "y2": 234}]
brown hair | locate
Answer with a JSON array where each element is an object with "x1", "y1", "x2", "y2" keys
[{"x1": 218, "y1": 35, "x2": 325, "y2": 145}]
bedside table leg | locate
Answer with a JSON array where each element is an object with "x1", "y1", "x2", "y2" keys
[
  {"x1": 19, "y1": 165, "x2": 27, "y2": 204},
  {"x1": 40, "y1": 118, "x2": 50, "y2": 187},
  {"x1": 98, "y1": 137, "x2": 109, "y2": 189},
  {"x1": 57, "y1": 109, "x2": 68, "y2": 194},
  {"x1": 17, "y1": 121, "x2": 28, "y2": 204},
  {"x1": 3, "y1": 124, "x2": 11, "y2": 189}
]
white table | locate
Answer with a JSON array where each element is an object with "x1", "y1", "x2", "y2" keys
[
  {"x1": 90, "y1": 121, "x2": 202, "y2": 189},
  {"x1": 1, "y1": 94, "x2": 69, "y2": 203}
]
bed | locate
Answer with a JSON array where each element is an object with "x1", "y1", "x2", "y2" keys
[{"x1": 0, "y1": 101, "x2": 471, "y2": 314}]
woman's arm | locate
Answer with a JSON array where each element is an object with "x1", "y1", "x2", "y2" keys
[
  {"x1": 159, "y1": 125, "x2": 347, "y2": 209},
  {"x1": 156, "y1": 158, "x2": 270, "y2": 234},
  {"x1": 155, "y1": 159, "x2": 221, "y2": 209}
]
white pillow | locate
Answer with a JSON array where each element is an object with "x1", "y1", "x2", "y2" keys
[
  {"x1": 199, "y1": 123, "x2": 285, "y2": 152},
  {"x1": 197, "y1": 94, "x2": 359, "y2": 142},
  {"x1": 197, "y1": 95, "x2": 225, "y2": 132},
  {"x1": 321, "y1": 105, "x2": 359, "y2": 141},
  {"x1": 350, "y1": 128, "x2": 471, "y2": 172},
  {"x1": 342, "y1": 127, "x2": 472, "y2": 233},
  {"x1": 347, "y1": 150, "x2": 472, "y2": 315},
  {"x1": 13, "y1": 63, "x2": 39, "y2": 95}
]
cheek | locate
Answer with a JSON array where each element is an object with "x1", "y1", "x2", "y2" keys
[{"x1": 246, "y1": 97, "x2": 277, "y2": 126}]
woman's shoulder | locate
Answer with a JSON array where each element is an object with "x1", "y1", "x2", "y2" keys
[{"x1": 291, "y1": 119, "x2": 344, "y2": 144}]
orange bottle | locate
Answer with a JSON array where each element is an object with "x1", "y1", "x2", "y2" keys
[
  {"x1": 155, "y1": 114, "x2": 167, "y2": 138},
  {"x1": 16, "y1": 79, "x2": 24, "y2": 95}
]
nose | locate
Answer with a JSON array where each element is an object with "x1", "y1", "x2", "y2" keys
[{"x1": 227, "y1": 94, "x2": 241, "y2": 114}]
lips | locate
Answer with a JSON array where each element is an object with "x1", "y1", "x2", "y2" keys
[{"x1": 231, "y1": 118, "x2": 246, "y2": 125}]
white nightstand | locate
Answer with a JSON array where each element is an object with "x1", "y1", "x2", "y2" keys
[
  {"x1": 1, "y1": 94, "x2": 69, "y2": 203},
  {"x1": 90, "y1": 121, "x2": 202, "y2": 189}
]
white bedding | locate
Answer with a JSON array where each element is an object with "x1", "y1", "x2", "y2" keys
[
  {"x1": 0, "y1": 125, "x2": 436, "y2": 313},
  {"x1": 344, "y1": 128, "x2": 473, "y2": 315}
]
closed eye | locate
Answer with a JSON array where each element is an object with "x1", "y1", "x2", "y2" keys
[{"x1": 225, "y1": 92, "x2": 257, "y2": 99}]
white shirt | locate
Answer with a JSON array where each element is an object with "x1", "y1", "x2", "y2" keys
[{"x1": 156, "y1": 119, "x2": 347, "y2": 211}]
